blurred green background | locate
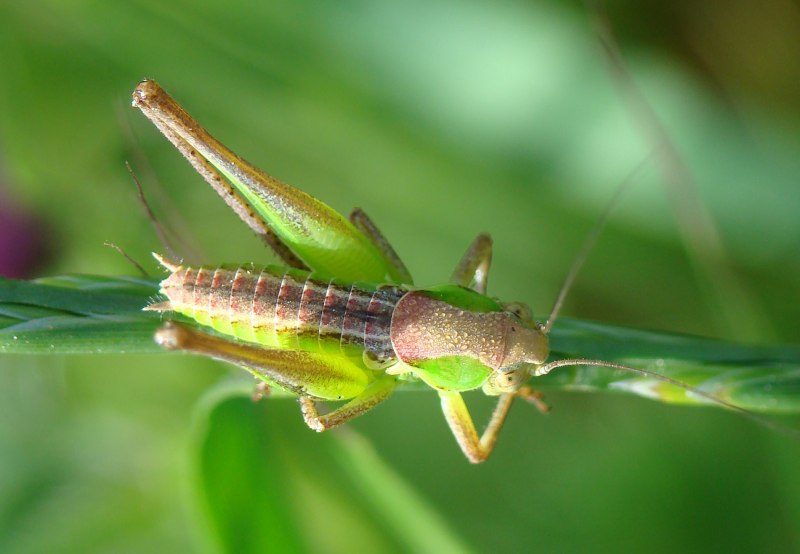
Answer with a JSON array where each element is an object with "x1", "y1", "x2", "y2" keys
[{"x1": 1, "y1": 1, "x2": 799, "y2": 552}]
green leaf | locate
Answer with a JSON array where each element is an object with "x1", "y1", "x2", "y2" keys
[
  {"x1": 190, "y1": 383, "x2": 471, "y2": 553},
  {"x1": 328, "y1": 430, "x2": 474, "y2": 554}
]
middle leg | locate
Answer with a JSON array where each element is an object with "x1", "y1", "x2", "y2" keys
[{"x1": 299, "y1": 376, "x2": 397, "y2": 431}]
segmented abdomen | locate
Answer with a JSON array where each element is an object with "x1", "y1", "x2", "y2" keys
[{"x1": 154, "y1": 263, "x2": 406, "y2": 366}]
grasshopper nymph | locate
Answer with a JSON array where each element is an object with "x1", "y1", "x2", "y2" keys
[{"x1": 132, "y1": 80, "x2": 751, "y2": 463}]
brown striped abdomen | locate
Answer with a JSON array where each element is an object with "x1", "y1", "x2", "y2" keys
[{"x1": 152, "y1": 263, "x2": 406, "y2": 367}]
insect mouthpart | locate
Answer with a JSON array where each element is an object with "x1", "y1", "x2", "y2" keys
[{"x1": 482, "y1": 366, "x2": 530, "y2": 395}]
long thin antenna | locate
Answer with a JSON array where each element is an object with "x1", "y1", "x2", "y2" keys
[
  {"x1": 544, "y1": 155, "x2": 652, "y2": 333},
  {"x1": 103, "y1": 241, "x2": 148, "y2": 276},
  {"x1": 117, "y1": 100, "x2": 204, "y2": 264},
  {"x1": 590, "y1": 4, "x2": 771, "y2": 340},
  {"x1": 533, "y1": 358, "x2": 800, "y2": 439},
  {"x1": 125, "y1": 161, "x2": 180, "y2": 262}
]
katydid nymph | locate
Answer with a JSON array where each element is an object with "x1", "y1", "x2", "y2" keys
[{"x1": 132, "y1": 80, "x2": 762, "y2": 463}]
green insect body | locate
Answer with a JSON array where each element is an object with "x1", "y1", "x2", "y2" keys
[
  {"x1": 148, "y1": 257, "x2": 549, "y2": 400},
  {"x1": 132, "y1": 79, "x2": 600, "y2": 463}
]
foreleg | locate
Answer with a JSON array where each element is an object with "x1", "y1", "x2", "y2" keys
[{"x1": 438, "y1": 390, "x2": 516, "y2": 463}]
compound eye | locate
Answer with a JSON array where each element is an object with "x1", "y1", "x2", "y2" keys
[
  {"x1": 503, "y1": 371, "x2": 522, "y2": 387},
  {"x1": 484, "y1": 367, "x2": 527, "y2": 395},
  {"x1": 503, "y1": 301, "x2": 532, "y2": 323}
]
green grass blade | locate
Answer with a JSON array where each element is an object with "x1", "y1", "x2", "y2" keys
[
  {"x1": 329, "y1": 431, "x2": 474, "y2": 554},
  {"x1": 0, "y1": 275, "x2": 162, "y2": 354},
  {"x1": 191, "y1": 383, "x2": 470, "y2": 553},
  {"x1": 546, "y1": 318, "x2": 800, "y2": 412},
  {"x1": 2, "y1": 274, "x2": 799, "y2": 413}
]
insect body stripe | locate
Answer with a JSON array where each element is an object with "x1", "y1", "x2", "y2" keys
[
  {"x1": 298, "y1": 277, "x2": 327, "y2": 343},
  {"x1": 341, "y1": 284, "x2": 370, "y2": 355},
  {"x1": 154, "y1": 263, "x2": 406, "y2": 366},
  {"x1": 252, "y1": 269, "x2": 281, "y2": 345},
  {"x1": 320, "y1": 280, "x2": 348, "y2": 350},
  {"x1": 275, "y1": 270, "x2": 305, "y2": 349},
  {"x1": 210, "y1": 267, "x2": 235, "y2": 334},
  {"x1": 229, "y1": 266, "x2": 256, "y2": 342},
  {"x1": 366, "y1": 285, "x2": 407, "y2": 365},
  {"x1": 180, "y1": 267, "x2": 197, "y2": 316},
  {"x1": 193, "y1": 267, "x2": 213, "y2": 325}
]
